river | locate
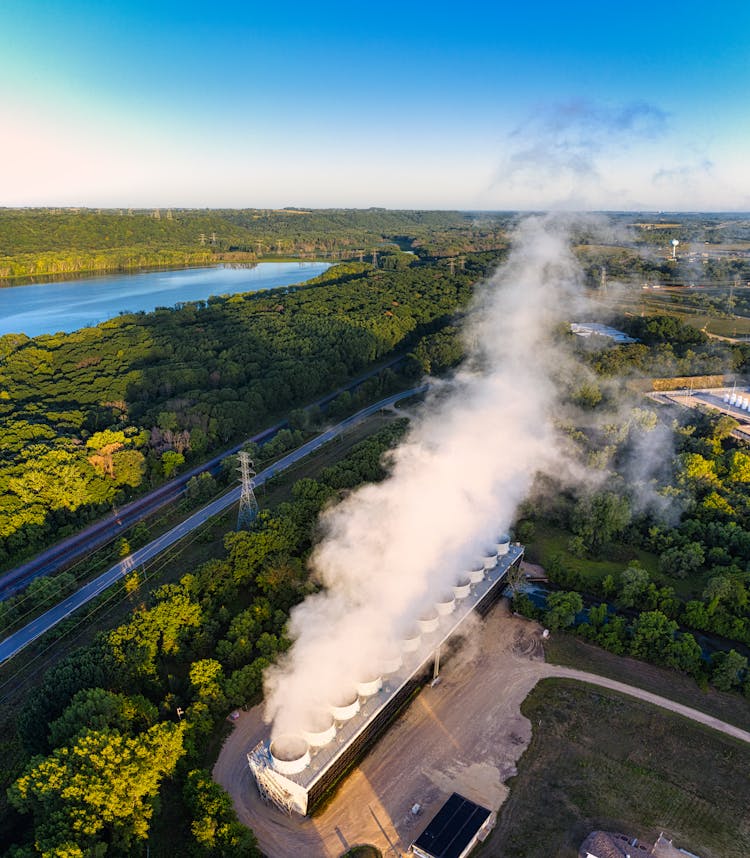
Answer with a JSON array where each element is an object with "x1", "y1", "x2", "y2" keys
[{"x1": 0, "y1": 261, "x2": 331, "y2": 338}]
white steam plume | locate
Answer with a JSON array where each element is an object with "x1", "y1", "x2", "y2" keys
[{"x1": 263, "y1": 215, "x2": 586, "y2": 738}]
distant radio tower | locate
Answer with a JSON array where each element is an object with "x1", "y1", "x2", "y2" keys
[{"x1": 237, "y1": 452, "x2": 259, "y2": 530}]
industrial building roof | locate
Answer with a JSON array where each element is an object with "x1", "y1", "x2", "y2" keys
[
  {"x1": 412, "y1": 793, "x2": 492, "y2": 858},
  {"x1": 570, "y1": 322, "x2": 638, "y2": 344},
  {"x1": 265, "y1": 545, "x2": 524, "y2": 792}
]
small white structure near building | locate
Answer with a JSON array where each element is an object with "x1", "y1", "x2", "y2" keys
[{"x1": 571, "y1": 322, "x2": 638, "y2": 344}]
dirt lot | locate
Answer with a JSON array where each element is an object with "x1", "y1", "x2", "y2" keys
[
  {"x1": 213, "y1": 603, "x2": 548, "y2": 857},
  {"x1": 213, "y1": 604, "x2": 750, "y2": 858}
]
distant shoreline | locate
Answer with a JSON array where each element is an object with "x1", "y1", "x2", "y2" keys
[{"x1": 0, "y1": 254, "x2": 335, "y2": 288}]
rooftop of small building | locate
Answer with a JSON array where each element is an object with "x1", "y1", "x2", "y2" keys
[{"x1": 412, "y1": 792, "x2": 492, "y2": 858}]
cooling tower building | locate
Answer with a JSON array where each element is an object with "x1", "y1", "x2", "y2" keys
[{"x1": 248, "y1": 541, "x2": 524, "y2": 815}]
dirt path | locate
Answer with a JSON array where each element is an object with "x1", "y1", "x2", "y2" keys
[
  {"x1": 213, "y1": 609, "x2": 750, "y2": 858},
  {"x1": 541, "y1": 664, "x2": 750, "y2": 745}
]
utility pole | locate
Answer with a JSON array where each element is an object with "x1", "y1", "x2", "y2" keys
[
  {"x1": 237, "y1": 452, "x2": 259, "y2": 530},
  {"x1": 432, "y1": 644, "x2": 441, "y2": 683}
]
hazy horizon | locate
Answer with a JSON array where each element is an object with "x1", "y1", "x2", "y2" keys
[{"x1": 2, "y1": 205, "x2": 750, "y2": 215}]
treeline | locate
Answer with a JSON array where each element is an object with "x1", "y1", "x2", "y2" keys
[
  {"x1": 579, "y1": 313, "x2": 750, "y2": 378},
  {"x1": 1, "y1": 421, "x2": 409, "y2": 856},
  {"x1": 517, "y1": 574, "x2": 750, "y2": 695},
  {"x1": 0, "y1": 418, "x2": 324, "y2": 636},
  {"x1": 0, "y1": 248, "x2": 216, "y2": 280},
  {"x1": 0, "y1": 208, "x2": 511, "y2": 280},
  {"x1": 575, "y1": 245, "x2": 675, "y2": 287},
  {"x1": 626, "y1": 214, "x2": 750, "y2": 246},
  {"x1": 0, "y1": 257, "x2": 485, "y2": 567},
  {"x1": 0, "y1": 208, "x2": 439, "y2": 256}
]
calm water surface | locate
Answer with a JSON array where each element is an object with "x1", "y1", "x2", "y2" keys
[{"x1": 0, "y1": 262, "x2": 331, "y2": 338}]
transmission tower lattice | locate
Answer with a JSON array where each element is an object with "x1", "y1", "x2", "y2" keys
[{"x1": 237, "y1": 452, "x2": 259, "y2": 530}]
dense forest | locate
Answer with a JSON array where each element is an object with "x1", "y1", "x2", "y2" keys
[
  {"x1": 4, "y1": 314, "x2": 750, "y2": 854},
  {"x1": 515, "y1": 315, "x2": 750, "y2": 693},
  {"x1": 0, "y1": 255, "x2": 487, "y2": 567},
  {"x1": 0, "y1": 208, "x2": 511, "y2": 280},
  {"x1": 4, "y1": 211, "x2": 750, "y2": 855},
  {"x1": 0, "y1": 423, "x2": 410, "y2": 856}
]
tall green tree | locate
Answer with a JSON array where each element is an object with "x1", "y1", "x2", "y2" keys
[
  {"x1": 544, "y1": 591, "x2": 583, "y2": 631},
  {"x1": 9, "y1": 723, "x2": 186, "y2": 855}
]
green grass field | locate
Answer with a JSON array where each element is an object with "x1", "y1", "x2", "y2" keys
[
  {"x1": 524, "y1": 522, "x2": 660, "y2": 587},
  {"x1": 525, "y1": 520, "x2": 717, "y2": 600},
  {"x1": 482, "y1": 679, "x2": 750, "y2": 858},
  {"x1": 545, "y1": 632, "x2": 750, "y2": 732}
]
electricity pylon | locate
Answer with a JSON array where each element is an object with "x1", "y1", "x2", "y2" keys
[{"x1": 237, "y1": 452, "x2": 259, "y2": 530}]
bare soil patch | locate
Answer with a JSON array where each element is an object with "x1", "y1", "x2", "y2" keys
[
  {"x1": 214, "y1": 610, "x2": 750, "y2": 858},
  {"x1": 213, "y1": 603, "x2": 547, "y2": 857}
]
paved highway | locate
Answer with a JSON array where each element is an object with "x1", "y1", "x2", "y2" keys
[
  {"x1": 0, "y1": 386, "x2": 426, "y2": 665},
  {"x1": 0, "y1": 353, "x2": 408, "y2": 598}
]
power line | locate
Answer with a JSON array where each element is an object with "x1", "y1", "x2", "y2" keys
[{"x1": 0, "y1": 500, "x2": 234, "y2": 703}]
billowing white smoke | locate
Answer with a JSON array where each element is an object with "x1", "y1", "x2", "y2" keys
[{"x1": 263, "y1": 215, "x2": 585, "y2": 738}]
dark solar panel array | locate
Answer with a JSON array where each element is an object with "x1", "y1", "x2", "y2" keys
[{"x1": 412, "y1": 793, "x2": 491, "y2": 858}]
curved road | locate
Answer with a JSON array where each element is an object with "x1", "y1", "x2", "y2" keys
[
  {"x1": 0, "y1": 385, "x2": 426, "y2": 665},
  {"x1": 543, "y1": 664, "x2": 750, "y2": 744},
  {"x1": 213, "y1": 612, "x2": 750, "y2": 858}
]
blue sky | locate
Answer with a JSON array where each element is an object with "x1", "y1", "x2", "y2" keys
[{"x1": 1, "y1": 1, "x2": 748, "y2": 210}]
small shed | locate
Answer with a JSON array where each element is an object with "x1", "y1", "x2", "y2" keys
[{"x1": 410, "y1": 793, "x2": 494, "y2": 858}]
